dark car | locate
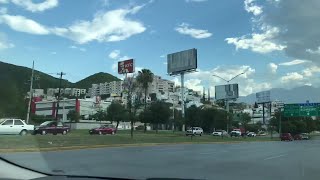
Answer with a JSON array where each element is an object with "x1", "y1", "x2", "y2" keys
[
  {"x1": 301, "y1": 133, "x2": 310, "y2": 140},
  {"x1": 280, "y1": 133, "x2": 293, "y2": 141},
  {"x1": 89, "y1": 124, "x2": 116, "y2": 135},
  {"x1": 293, "y1": 134, "x2": 303, "y2": 140},
  {"x1": 33, "y1": 121, "x2": 70, "y2": 135}
]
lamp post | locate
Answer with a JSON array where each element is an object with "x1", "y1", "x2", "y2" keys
[{"x1": 212, "y1": 71, "x2": 246, "y2": 133}]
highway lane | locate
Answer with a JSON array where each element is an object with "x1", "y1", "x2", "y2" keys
[{"x1": 2, "y1": 140, "x2": 320, "y2": 180}]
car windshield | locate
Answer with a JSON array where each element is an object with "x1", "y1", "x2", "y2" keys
[
  {"x1": 1, "y1": 1, "x2": 320, "y2": 180},
  {"x1": 39, "y1": 121, "x2": 52, "y2": 126}
]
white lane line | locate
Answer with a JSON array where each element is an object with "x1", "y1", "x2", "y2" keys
[
  {"x1": 199, "y1": 152, "x2": 220, "y2": 155},
  {"x1": 263, "y1": 154, "x2": 288, "y2": 161}
]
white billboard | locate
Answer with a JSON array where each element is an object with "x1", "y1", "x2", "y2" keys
[
  {"x1": 167, "y1": 48, "x2": 197, "y2": 75},
  {"x1": 215, "y1": 84, "x2": 239, "y2": 100},
  {"x1": 256, "y1": 91, "x2": 270, "y2": 103}
]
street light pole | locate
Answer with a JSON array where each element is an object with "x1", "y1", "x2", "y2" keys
[{"x1": 212, "y1": 71, "x2": 247, "y2": 133}]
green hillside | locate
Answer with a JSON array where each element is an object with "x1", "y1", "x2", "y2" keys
[
  {"x1": 0, "y1": 61, "x2": 119, "y2": 118},
  {"x1": 75, "y1": 72, "x2": 120, "y2": 89}
]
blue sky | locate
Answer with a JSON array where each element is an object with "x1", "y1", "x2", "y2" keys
[{"x1": 1, "y1": 0, "x2": 320, "y2": 96}]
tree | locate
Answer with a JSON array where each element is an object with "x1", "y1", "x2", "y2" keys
[
  {"x1": 67, "y1": 110, "x2": 80, "y2": 122},
  {"x1": 185, "y1": 105, "x2": 201, "y2": 128},
  {"x1": 148, "y1": 101, "x2": 171, "y2": 133},
  {"x1": 239, "y1": 112, "x2": 251, "y2": 130},
  {"x1": 106, "y1": 101, "x2": 127, "y2": 130},
  {"x1": 93, "y1": 110, "x2": 107, "y2": 122},
  {"x1": 136, "y1": 69, "x2": 154, "y2": 132}
]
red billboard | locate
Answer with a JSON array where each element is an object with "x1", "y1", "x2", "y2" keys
[{"x1": 118, "y1": 59, "x2": 134, "y2": 74}]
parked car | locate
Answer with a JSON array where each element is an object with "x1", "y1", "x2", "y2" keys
[
  {"x1": 301, "y1": 133, "x2": 310, "y2": 140},
  {"x1": 0, "y1": 119, "x2": 34, "y2": 135},
  {"x1": 212, "y1": 130, "x2": 228, "y2": 137},
  {"x1": 230, "y1": 130, "x2": 241, "y2": 137},
  {"x1": 33, "y1": 121, "x2": 70, "y2": 135},
  {"x1": 186, "y1": 127, "x2": 203, "y2": 136},
  {"x1": 294, "y1": 134, "x2": 303, "y2": 140},
  {"x1": 89, "y1": 124, "x2": 116, "y2": 135},
  {"x1": 280, "y1": 133, "x2": 293, "y2": 141},
  {"x1": 247, "y1": 132, "x2": 256, "y2": 137},
  {"x1": 257, "y1": 131, "x2": 267, "y2": 136}
]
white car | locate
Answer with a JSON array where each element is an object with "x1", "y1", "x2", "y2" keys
[
  {"x1": 0, "y1": 119, "x2": 34, "y2": 135},
  {"x1": 186, "y1": 127, "x2": 203, "y2": 136},
  {"x1": 247, "y1": 132, "x2": 256, "y2": 137},
  {"x1": 212, "y1": 130, "x2": 228, "y2": 136}
]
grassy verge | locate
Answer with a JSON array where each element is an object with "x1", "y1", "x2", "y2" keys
[{"x1": 0, "y1": 130, "x2": 278, "y2": 151}]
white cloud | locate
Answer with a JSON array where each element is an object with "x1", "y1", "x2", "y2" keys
[
  {"x1": 68, "y1": 45, "x2": 86, "y2": 52},
  {"x1": 11, "y1": 0, "x2": 58, "y2": 12},
  {"x1": 225, "y1": 26, "x2": 286, "y2": 53},
  {"x1": 175, "y1": 23, "x2": 212, "y2": 39},
  {"x1": 51, "y1": 6, "x2": 146, "y2": 44},
  {"x1": 0, "y1": 32, "x2": 14, "y2": 50},
  {"x1": 160, "y1": 55, "x2": 165, "y2": 58},
  {"x1": 0, "y1": 0, "x2": 8, "y2": 3},
  {"x1": 244, "y1": 0, "x2": 263, "y2": 16},
  {"x1": 109, "y1": 50, "x2": 120, "y2": 60},
  {"x1": 163, "y1": 62, "x2": 167, "y2": 65},
  {"x1": 51, "y1": 51, "x2": 57, "y2": 55},
  {"x1": 268, "y1": 63, "x2": 278, "y2": 74},
  {"x1": 279, "y1": 59, "x2": 309, "y2": 66},
  {"x1": 0, "y1": 5, "x2": 146, "y2": 44},
  {"x1": 302, "y1": 66, "x2": 320, "y2": 77},
  {"x1": 281, "y1": 72, "x2": 304, "y2": 82},
  {"x1": 306, "y1": 47, "x2": 320, "y2": 54},
  {"x1": 111, "y1": 62, "x2": 117, "y2": 72},
  {"x1": 0, "y1": 14, "x2": 50, "y2": 35}
]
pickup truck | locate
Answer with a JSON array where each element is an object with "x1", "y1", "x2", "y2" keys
[{"x1": 0, "y1": 119, "x2": 34, "y2": 135}]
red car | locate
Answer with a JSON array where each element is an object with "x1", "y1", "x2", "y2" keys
[
  {"x1": 280, "y1": 133, "x2": 293, "y2": 141},
  {"x1": 294, "y1": 134, "x2": 303, "y2": 140},
  {"x1": 33, "y1": 121, "x2": 70, "y2": 135},
  {"x1": 89, "y1": 124, "x2": 116, "y2": 135}
]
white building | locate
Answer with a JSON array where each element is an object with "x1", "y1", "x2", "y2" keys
[
  {"x1": 89, "y1": 81, "x2": 123, "y2": 97},
  {"x1": 34, "y1": 98, "x2": 111, "y2": 121},
  {"x1": 28, "y1": 89, "x2": 44, "y2": 97}
]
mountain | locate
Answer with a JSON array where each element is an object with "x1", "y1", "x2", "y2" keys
[
  {"x1": 75, "y1": 72, "x2": 119, "y2": 89},
  {"x1": 0, "y1": 61, "x2": 119, "y2": 118},
  {"x1": 238, "y1": 86, "x2": 320, "y2": 104}
]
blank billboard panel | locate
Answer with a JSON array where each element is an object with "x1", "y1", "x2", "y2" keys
[
  {"x1": 215, "y1": 84, "x2": 239, "y2": 100},
  {"x1": 167, "y1": 48, "x2": 197, "y2": 75}
]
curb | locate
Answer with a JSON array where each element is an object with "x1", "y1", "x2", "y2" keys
[{"x1": 0, "y1": 140, "x2": 277, "y2": 153}]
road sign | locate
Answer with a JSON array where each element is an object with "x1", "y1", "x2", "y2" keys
[{"x1": 284, "y1": 103, "x2": 320, "y2": 117}]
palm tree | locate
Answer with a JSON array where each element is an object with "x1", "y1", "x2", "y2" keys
[{"x1": 136, "y1": 69, "x2": 154, "y2": 132}]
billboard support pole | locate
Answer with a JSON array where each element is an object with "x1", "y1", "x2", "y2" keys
[
  {"x1": 181, "y1": 72, "x2": 185, "y2": 132},
  {"x1": 226, "y1": 99, "x2": 229, "y2": 133}
]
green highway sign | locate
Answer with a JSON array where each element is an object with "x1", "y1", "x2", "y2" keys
[{"x1": 284, "y1": 103, "x2": 320, "y2": 117}]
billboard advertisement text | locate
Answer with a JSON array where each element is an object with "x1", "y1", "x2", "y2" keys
[{"x1": 118, "y1": 59, "x2": 134, "y2": 74}]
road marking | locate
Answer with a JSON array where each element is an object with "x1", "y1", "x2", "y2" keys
[{"x1": 263, "y1": 154, "x2": 287, "y2": 161}]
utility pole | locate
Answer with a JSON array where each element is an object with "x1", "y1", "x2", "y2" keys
[
  {"x1": 55, "y1": 72, "x2": 66, "y2": 121},
  {"x1": 26, "y1": 61, "x2": 35, "y2": 124}
]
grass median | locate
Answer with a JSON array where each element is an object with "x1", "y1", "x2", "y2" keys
[{"x1": 0, "y1": 130, "x2": 278, "y2": 152}]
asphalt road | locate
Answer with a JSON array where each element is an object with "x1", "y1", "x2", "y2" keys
[{"x1": 2, "y1": 139, "x2": 320, "y2": 180}]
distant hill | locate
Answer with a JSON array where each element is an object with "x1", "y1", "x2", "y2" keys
[
  {"x1": 237, "y1": 86, "x2": 320, "y2": 104},
  {"x1": 0, "y1": 61, "x2": 119, "y2": 118},
  {"x1": 75, "y1": 72, "x2": 119, "y2": 89}
]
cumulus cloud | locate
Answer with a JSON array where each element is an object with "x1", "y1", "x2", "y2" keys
[
  {"x1": 0, "y1": 14, "x2": 50, "y2": 35},
  {"x1": 268, "y1": 63, "x2": 278, "y2": 74},
  {"x1": 69, "y1": 45, "x2": 86, "y2": 52},
  {"x1": 235, "y1": 0, "x2": 320, "y2": 64},
  {"x1": 109, "y1": 50, "x2": 120, "y2": 60},
  {"x1": 225, "y1": 26, "x2": 286, "y2": 53},
  {"x1": 175, "y1": 23, "x2": 212, "y2": 39},
  {"x1": 279, "y1": 59, "x2": 309, "y2": 66},
  {"x1": 244, "y1": 0, "x2": 262, "y2": 16},
  {"x1": 281, "y1": 72, "x2": 304, "y2": 82},
  {"x1": 11, "y1": 0, "x2": 58, "y2": 12},
  {"x1": 0, "y1": 5, "x2": 147, "y2": 44}
]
